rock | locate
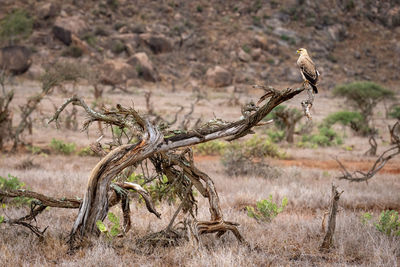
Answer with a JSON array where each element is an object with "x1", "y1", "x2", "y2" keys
[
  {"x1": 127, "y1": 52, "x2": 160, "y2": 82},
  {"x1": 139, "y1": 33, "x2": 173, "y2": 54},
  {"x1": 251, "y1": 48, "x2": 262, "y2": 60},
  {"x1": 52, "y1": 26, "x2": 72, "y2": 46},
  {"x1": 238, "y1": 49, "x2": 251, "y2": 62},
  {"x1": 205, "y1": 66, "x2": 232, "y2": 87},
  {"x1": 285, "y1": 67, "x2": 302, "y2": 83},
  {"x1": 354, "y1": 50, "x2": 361, "y2": 59},
  {"x1": 0, "y1": 46, "x2": 32, "y2": 75},
  {"x1": 37, "y1": 2, "x2": 59, "y2": 20},
  {"x1": 54, "y1": 15, "x2": 88, "y2": 35},
  {"x1": 327, "y1": 24, "x2": 346, "y2": 42},
  {"x1": 252, "y1": 35, "x2": 268, "y2": 50},
  {"x1": 99, "y1": 59, "x2": 138, "y2": 87}
]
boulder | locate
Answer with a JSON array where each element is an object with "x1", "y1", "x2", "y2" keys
[
  {"x1": 52, "y1": 25, "x2": 72, "y2": 45},
  {"x1": 99, "y1": 59, "x2": 138, "y2": 87},
  {"x1": 37, "y1": 2, "x2": 59, "y2": 20},
  {"x1": 54, "y1": 15, "x2": 88, "y2": 35},
  {"x1": 139, "y1": 33, "x2": 173, "y2": 54},
  {"x1": 238, "y1": 49, "x2": 251, "y2": 62},
  {"x1": 127, "y1": 52, "x2": 160, "y2": 82},
  {"x1": 205, "y1": 66, "x2": 232, "y2": 87},
  {"x1": 252, "y1": 35, "x2": 268, "y2": 50},
  {"x1": 0, "y1": 46, "x2": 32, "y2": 75}
]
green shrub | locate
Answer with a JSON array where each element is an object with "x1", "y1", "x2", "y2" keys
[
  {"x1": 362, "y1": 211, "x2": 400, "y2": 236},
  {"x1": 0, "y1": 9, "x2": 33, "y2": 44},
  {"x1": 82, "y1": 33, "x2": 97, "y2": 47},
  {"x1": 265, "y1": 129, "x2": 285, "y2": 143},
  {"x1": 324, "y1": 111, "x2": 363, "y2": 128},
  {"x1": 96, "y1": 212, "x2": 121, "y2": 239},
  {"x1": 194, "y1": 140, "x2": 227, "y2": 156},
  {"x1": 50, "y1": 138, "x2": 76, "y2": 155},
  {"x1": 77, "y1": 146, "x2": 96, "y2": 157},
  {"x1": 127, "y1": 172, "x2": 179, "y2": 204},
  {"x1": 61, "y1": 46, "x2": 83, "y2": 58},
  {"x1": 375, "y1": 210, "x2": 400, "y2": 236},
  {"x1": 221, "y1": 135, "x2": 284, "y2": 177},
  {"x1": 111, "y1": 40, "x2": 126, "y2": 54},
  {"x1": 300, "y1": 126, "x2": 343, "y2": 147},
  {"x1": 247, "y1": 195, "x2": 288, "y2": 223},
  {"x1": 0, "y1": 174, "x2": 31, "y2": 205},
  {"x1": 389, "y1": 105, "x2": 400, "y2": 120}
]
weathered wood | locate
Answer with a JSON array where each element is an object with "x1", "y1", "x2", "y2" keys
[
  {"x1": 47, "y1": 84, "x2": 312, "y2": 248},
  {"x1": 320, "y1": 185, "x2": 343, "y2": 251}
]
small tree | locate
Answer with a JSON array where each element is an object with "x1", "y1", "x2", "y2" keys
[
  {"x1": 333, "y1": 81, "x2": 394, "y2": 135},
  {"x1": 268, "y1": 105, "x2": 303, "y2": 143}
]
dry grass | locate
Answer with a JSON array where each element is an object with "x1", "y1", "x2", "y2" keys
[{"x1": 1, "y1": 157, "x2": 399, "y2": 266}]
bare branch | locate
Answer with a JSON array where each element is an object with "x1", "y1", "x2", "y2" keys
[{"x1": 337, "y1": 121, "x2": 400, "y2": 182}]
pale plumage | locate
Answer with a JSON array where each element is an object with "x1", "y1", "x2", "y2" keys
[{"x1": 296, "y1": 48, "x2": 319, "y2": 94}]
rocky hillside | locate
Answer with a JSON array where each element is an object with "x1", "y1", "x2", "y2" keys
[{"x1": 1, "y1": 0, "x2": 400, "y2": 92}]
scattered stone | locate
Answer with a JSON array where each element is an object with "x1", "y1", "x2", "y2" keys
[
  {"x1": 0, "y1": 46, "x2": 32, "y2": 75},
  {"x1": 140, "y1": 33, "x2": 173, "y2": 54},
  {"x1": 54, "y1": 15, "x2": 88, "y2": 35},
  {"x1": 354, "y1": 51, "x2": 361, "y2": 59},
  {"x1": 238, "y1": 49, "x2": 251, "y2": 62},
  {"x1": 37, "y1": 2, "x2": 59, "y2": 20},
  {"x1": 205, "y1": 66, "x2": 232, "y2": 87},
  {"x1": 127, "y1": 52, "x2": 160, "y2": 82},
  {"x1": 252, "y1": 35, "x2": 268, "y2": 50},
  {"x1": 52, "y1": 26, "x2": 72, "y2": 46},
  {"x1": 99, "y1": 59, "x2": 138, "y2": 87}
]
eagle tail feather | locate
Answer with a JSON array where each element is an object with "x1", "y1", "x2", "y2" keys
[{"x1": 311, "y1": 84, "x2": 318, "y2": 94}]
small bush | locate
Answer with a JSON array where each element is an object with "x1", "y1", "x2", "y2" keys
[
  {"x1": 0, "y1": 174, "x2": 31, "y2": 205},
  {"x1": 0, "y1": 9, "x2": 33, "y2": 44},
  {"x1": 127, "y1": 172, "x2": 178, "y2": 204},
  {"x1": 247, "y1": 195, "x2": 288, "y2": 223},
  {"x1": 300, "y1": 126, "x2": 343, "y2": 147},
  {"x1": 265, "y1": 129, "x2": 285, "y2": 143},
  {"x1": 194, "y1": 140, "x2": 227, "y2": 156},
  {"x1": 77, "y1": 146, "x2": 96, "y2": 157},
  {"x1": 96, "y1": 212, "x2": 121, "y2": 239},
  {"x1": 389, "y1": 105, "x2": 400, "y2": 120},
  {"x1": 324, "y1": 111, "x2": 363, "y2": 127},
  {"x1": 221, "y1": 135, "x2": 284, "y2": 177},
  {"x1": 111, "y1": 40, "x2": 126, "y2": 54},
  {"x1": 375, "y1": 210, "x2": 400, "y2": 236},
  {"x1": 61, "y1": 46, "x2": 83, "y2": 58},
  {"x1": 82, "y1": 33, "x2": 97, "y2": 47},
  {"x1": 50, "y1": 138, "x2": 76, "y2": 155},
  {"x1": 362, "y1": 211, "x2": 400, "y2": 237}
]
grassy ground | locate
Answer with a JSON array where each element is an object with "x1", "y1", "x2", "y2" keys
[{"x1": 1, "y1": 81, "x2": 399, "y2": 266}]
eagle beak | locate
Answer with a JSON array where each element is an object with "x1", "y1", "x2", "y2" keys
[{"x1": 296, "y1": 50, "x2": 300, "y2": 54}]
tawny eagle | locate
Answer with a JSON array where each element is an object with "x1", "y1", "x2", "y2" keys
[{"x1": 296, "y1": 48, "x2": 319, "y2": 94}]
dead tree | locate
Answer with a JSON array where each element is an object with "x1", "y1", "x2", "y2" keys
[
  {"x1": 47, "y1": 84, "x2": 313, "y2": 249},
  {"x1": 337, "y1": 120, "x2": 400, "y2": 182},
  {"x1": 1, "y1": 84, "x2": 314, "y2": 250},
  {"x1": 0, "y1": 63, "x2": 86, "y2": 152},
  {"x1": 320, "y1": 184, "x2": 343, "y2": 251}
]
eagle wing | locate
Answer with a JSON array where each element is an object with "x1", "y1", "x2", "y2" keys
[{"x1": 298, "y1": 57, "x2": 318, "y2": 85}]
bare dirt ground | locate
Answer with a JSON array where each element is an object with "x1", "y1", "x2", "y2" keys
[{"x1": 1, "y1": 80, "x2": 399, "y2": 266}]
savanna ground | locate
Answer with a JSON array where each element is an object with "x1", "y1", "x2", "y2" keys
[{"x1": 1, "y1": 79, "x2": 399, "y2": 266}]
